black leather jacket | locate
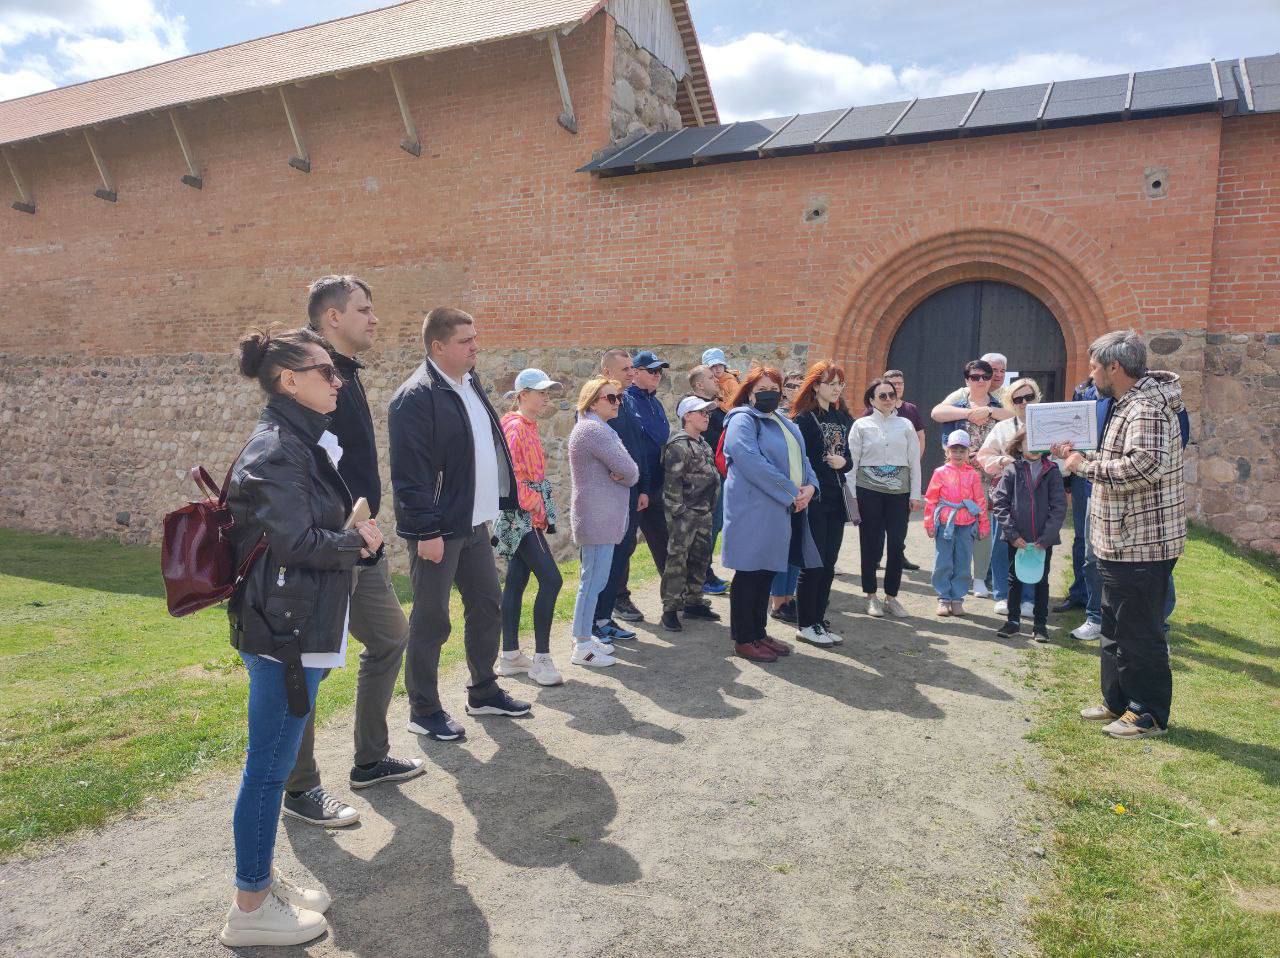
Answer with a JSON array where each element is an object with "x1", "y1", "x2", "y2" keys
[{"x1": 226, "y1": 395, "x2": 376, "y2": 664}]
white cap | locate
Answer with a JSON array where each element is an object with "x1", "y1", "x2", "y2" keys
[
  {"x1": 513, "y1": 368, "x2": 560, "y2": 391},
  {"x1": 946, "y1": 429, "x2": 972, "y2": 448},
  {"x1": 677, "y1": 395, "x2": 718, "y2": 419}
]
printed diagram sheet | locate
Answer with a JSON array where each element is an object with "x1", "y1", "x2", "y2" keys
[{"x1": 1025, "y1": 400, "x2": 1098, "y2": 451}]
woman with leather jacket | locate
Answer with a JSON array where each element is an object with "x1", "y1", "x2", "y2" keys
[{"x1": 218, "y1": 325, "x2": 383, "y2": 949}]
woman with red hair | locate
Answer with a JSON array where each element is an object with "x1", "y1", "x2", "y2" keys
[{"x1": 789, "y1": 361, "x2": 854, "y2": 646}]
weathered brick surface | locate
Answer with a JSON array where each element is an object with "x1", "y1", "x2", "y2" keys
[{"x1": 0, "y1": 9, "x2": 1277, "y2": 554}]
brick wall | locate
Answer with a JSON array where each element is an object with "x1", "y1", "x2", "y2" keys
[{"x1": 0, "y1": 8, "x2": 1277, "y2": 554}]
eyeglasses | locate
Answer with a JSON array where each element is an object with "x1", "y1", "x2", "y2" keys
[
  {"x1": 1011, "y1": 394, "x2": 1034, "y2": 405},
  {"x1": 280, "y1": 363, "x2": 343, "y2": 386},
  {"x1": 874, "y1": 392, "x2": 896, "y2": 401},
  {"x1": 784, "y1": 382, "x2": 801, "y2": 390},
  {"x1": 600, "y1": 393, "x2": 622, "y2": 404},
  {"x1": 966, "y1": 373, "x2": 993, "y2": 382}
]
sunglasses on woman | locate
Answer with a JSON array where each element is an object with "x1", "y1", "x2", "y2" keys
[
  {"x1": 966, "y1": 373, "x2": 992, "y2": 382},
  {"x1": 281, "y1": 363, "x2": 343, "y2": 386},
  {"x1": 1011, "y1": 393, "x2": 1034, "y2": 405},
  {"x1": 874, "y1": 391, "x2": 896, "y2": 400},
  {"x1": 600, "y1": 393, "x2": 622, "y2": 404}
]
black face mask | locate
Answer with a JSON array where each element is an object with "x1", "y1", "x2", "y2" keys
[{"x1": 752, "y1": 390, "x2": 781, "y2": 414}]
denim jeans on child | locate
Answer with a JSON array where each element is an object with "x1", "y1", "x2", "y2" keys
[
  {"x1": 770, "y1": 564, "x2": 800, "y2": 598},
  {"x1": 233, "y1": 653, "x2": 325, "y2": 892},
  {"x1": 932, "y1": 523, "x2": 977, "y2": 601},
  {"x1": 574, "y1": 543, "x2": 615, "y2": 638},
  {"x1": 989, "y1": 514, "x2": 1009, "y2": 602},
  {"x1": 1082, "y1": 512, "x2": 1103, "y2": 626}
]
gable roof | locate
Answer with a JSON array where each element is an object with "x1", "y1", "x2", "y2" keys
[{"x1": 0, "y1": 0, "x2": 716, "y2": 148}]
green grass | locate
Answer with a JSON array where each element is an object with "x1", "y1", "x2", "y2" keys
[
  {"x1": 0, "y1": 527, "x2": 656, "y2": 856},
  {"x1": 1028, "y1": 524, "x2": 1280, "y2": 957}
]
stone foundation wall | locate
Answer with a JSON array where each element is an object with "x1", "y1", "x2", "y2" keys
[
  {"x1": 0, "y1": 341, "x2": 804, "y2": 571},
  {"x1": 609, "y1": 24, "x2": 682, "y2": 142}
]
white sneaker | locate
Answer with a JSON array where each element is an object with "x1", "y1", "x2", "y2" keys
[
  {"x1": 495, "y1": 650, "x2": 533, "y2": 676},
  {"x1": 528, "y1": 652, "x2": 564, "y2": 686},
  {"x1": 796, "y1": 625, "x2": 834, "y2": 647},
  {"x1": 822, "y1": 624, "x2": 844, "y2": 645},
  {"x1": 570, "y1": 642, "x2": 616, "y2": 668},
  {"x1": 883, "y1": 596, "x2": 907, "y2": 617},
  {"x1": 994, "y1": 600, "x2": 1009, "y2": 615},
  {"x1": 590, "y1": 637, "x2": 615, "y2": 656},
  {"x1": 972, "y1": 581, "x2": 991, "y2": 598},
  {"x1": 271, "y1": 869, "x2": 330, "y2": 914},
  {"x1": 1022, "y1": 601, "x2": 1035, "y2": 618},
  {"x1": 1072, "y1": 620, "x2": 1103, "y2": 641},
  {"x1": 219, "y1": 891, "x2": 328, "y2": 947},
  {"x1": 866, "y1": 597, "x2": 885, "y2": 618}
]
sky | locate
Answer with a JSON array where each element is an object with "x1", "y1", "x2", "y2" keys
[{"x1": 1, "y1": 0, "x2": 1277, "y2": 119}]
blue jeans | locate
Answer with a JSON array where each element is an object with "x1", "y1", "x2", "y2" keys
[
  {"x1": 595, "y1": 504, "x2": 638, "y2": 621},
  {"x1": 770, "y1": 564, "x2": 800, "y2": 598},
  {"x1": 989, "y1": 515, "x2": 1010, "y2": 602},
  {"x1": 1067, "y1": 482, "x2": 1091, "y2": 605},
  {"x1": 233, "y1": 653, "x2": 325, "y2": 892},
  {"x1": 706, "y1": 479, "x2": 725, "y2": 579},
  {"x1": 1082, "y1": 512, "x2": 1103, "y2": 625},
  {"x1": 575, "y1": 544, "x2": 615, "y2": 638},
  {"x1": 932, "y1": 523, "x2": 976, "y2": 601}
]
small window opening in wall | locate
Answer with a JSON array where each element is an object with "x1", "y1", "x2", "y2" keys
[
  {"x1": 1144, "y1": 166, "x2": 1168, "y2": 199},
  {"x1": 804, "y1": 201, "x2": 829, "y2": 223}
]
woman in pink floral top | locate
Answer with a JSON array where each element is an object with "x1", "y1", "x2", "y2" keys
[{"x1": 494, "y1": 369, "x2": 564, "y2": 687}]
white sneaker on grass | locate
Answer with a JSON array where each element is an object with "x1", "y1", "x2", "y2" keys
[
  {"x1": 796, "y1": 625, "x2": 834, "y2": 647},
  {"x1": 1072, "y1": 621, "x2": 1102, "y2": 641},
  {"x1": 219, "y1": 891, "x2": 327, "y2": 948},
  {"x1": 883, "y1": 596, "x2": 907, "y2": 617},
  {"x1": 570, "y1": 642, "x2": 615, "y2": 668},
  {"x1": 528, "y1": 653, "x2": 564, "y2": 686},
  {"x1": 496, "y1": 650, "x2": 533, "y2": 676},
  {"x1": 866, "y1": 597, "x2": 886, "y2": 617}
]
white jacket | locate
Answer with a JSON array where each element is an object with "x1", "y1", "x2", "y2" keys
[{"x1": 848, "y1": 409, "x2": 922, "y2": 500}]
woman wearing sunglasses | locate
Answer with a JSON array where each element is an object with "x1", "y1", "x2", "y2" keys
[
  {"x1": 849, "y1": 378, "x2": 922, "y2": 617},
  {"x1": 220, "y1": 325, "x2": 384, "y2": 947},
  {"x1": 768, "y1": 372, "x2": 806, "y2": 623},
  {"x1": 567, "y1": 377, "x2": 639, "y2": 668},
  {"x1": 975, "y1": 377, "x2": 1043, "y2": 616},
  {"x1": 931, "y1": 359, "x2": 1013, "y2": 598}
]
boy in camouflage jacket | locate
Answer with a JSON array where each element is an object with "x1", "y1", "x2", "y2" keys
[{"x1": 660, "y1": 397, "x2": 723, "y2": 631}]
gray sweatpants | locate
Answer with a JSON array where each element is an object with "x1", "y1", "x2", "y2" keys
[
  {"x1": 286, "y1": 555, "x2": 410, "y2": 792},
  {"x1": 404, "y1": 523, "x2": 502, "y2": 716}
]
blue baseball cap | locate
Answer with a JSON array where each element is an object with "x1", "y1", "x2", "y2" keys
[
  {"x1": 632, "y1": 350, "x2": 669, "y2": 370},
  {"x1": 702, "y1": 348, "x2": 727, "y2": 367}
]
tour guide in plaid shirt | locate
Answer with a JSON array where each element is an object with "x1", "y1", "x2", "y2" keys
[{"x1": 1057, "y1": 330, "x2": 1186, "y2": 741}]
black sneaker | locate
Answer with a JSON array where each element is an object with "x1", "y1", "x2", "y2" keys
[
  {"x1": 661, "y1": 610, "x2": 683, "y2": 631},
  {"x1": 683, "y1": 604, "x2": 721, "y2": 621},
  {"x1": 1052, "y1": 598, "x2": 1083, "y2": 613},
  {"x1": 996, "y1": 621, "x2": 1021, "y2": 637},
  {"x1": 282, "y1": 786, "x2": 360, "y2": 828},
  {"x1": 770, "y1": 601, "x2": 798, "y2": 624},
  {"x1": 465, "y1": 687, "x2": 532, "y2": 717},
  {"x1": 901, "y1": 558, "x2": 921, "y2": 571},
  {"x1": 349, "y1": 756, "x2": 426, "y2": 790},
  {"x1": 1033, "y1": 626, "x2": 1051, "y2": 643},
  {"x1": 407, "y1": 709, "x2": 465, "y2": 741},
  {"x1": 613, "y1": 596, "x2": 644, "y2": 622}
]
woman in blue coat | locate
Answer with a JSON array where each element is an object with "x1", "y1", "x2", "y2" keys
[{"x1": 721, "y1": 365, "x2": 821, "y2": 663}]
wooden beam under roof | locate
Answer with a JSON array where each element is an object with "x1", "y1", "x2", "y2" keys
[
  {"x1": 278, "y1": 87, "x2": 311, "y2": 172},
  {"x1": 83, "y1": 130, "x2": 117, "y2": 202},
  {"x1": 387, "y1": 63, "x2": 422, "y2": 156},
  {"x1": 546, "y1": 34, "x2": 578, "y2": 134},
  {"x1": 4, "y1": 147, "x2": 35, "y2": 213},
  {"x1": 168, "y1": 110, "x2": 203, "y2": 188}
]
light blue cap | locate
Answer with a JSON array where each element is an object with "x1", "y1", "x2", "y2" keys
[{"x1": 702, "y1": 348, "x2": 727, "y2": 367}]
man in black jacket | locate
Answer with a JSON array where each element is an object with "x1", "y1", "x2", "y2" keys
[
  {"x1": 279, "y1": 276, "x2": 424, "y2": 829},
  {"x1": 390, "y1": 307, "x2": 531, "y2": 742}
]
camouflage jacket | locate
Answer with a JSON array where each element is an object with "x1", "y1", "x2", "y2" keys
[{"x1": 662, "y1": 432, "x2": 720, "y2": 518}]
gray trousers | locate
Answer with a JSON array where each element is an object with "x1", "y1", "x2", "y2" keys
[
  {"x1": 286, "y1": 555, "x2": 411, "y2": 792},
  {"x1": 405, "y1": 523, "x2": 501, "y2": 716}
]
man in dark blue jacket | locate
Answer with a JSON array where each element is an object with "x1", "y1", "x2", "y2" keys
[
  {"x1": 617, "y1": 351, "x2": 671, "y2": 612},
  {"x1": 591, "y1": 349, "x2": 655, "y2": 632}
]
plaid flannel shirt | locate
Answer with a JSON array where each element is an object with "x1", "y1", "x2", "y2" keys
[{"x1": 1080, "y1": 371, "x2": 1186, "y2": 563}]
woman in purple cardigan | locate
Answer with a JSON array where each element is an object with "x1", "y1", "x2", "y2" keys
[{"x1": 568, "y1": 376, "x2": 640, "y2": 668}]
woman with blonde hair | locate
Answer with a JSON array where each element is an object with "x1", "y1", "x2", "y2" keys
[
  {"x1": 976, "y1": 377, "x2": 1043, "y2": 616},
  {"x1": 567, "y1": 377, "x2": 639, "y2": 668}
]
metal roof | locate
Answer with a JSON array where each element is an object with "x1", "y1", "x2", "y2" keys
[
  {"x1": 581, "y1": 54, "x2": 1280, "y2": 177},
  {"x1": 0, "y1": 0, "x2": 717, "y2": 148}
]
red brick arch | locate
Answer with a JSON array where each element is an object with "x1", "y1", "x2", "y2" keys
[{"x1": 819, "y1": 206, "x2": 1141, "y2": 391}]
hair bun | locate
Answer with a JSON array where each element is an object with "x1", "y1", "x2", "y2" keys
[{"x1": 237, "y1": 327, "x2": 272, "y2": 378}]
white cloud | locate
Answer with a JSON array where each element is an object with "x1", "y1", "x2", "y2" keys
[
  {"x1": 703, "y1": 32, "x2": 1143, "y2": 122},
  {"x1": 0, "y1": 0, "x2": 187, "y2": 103}
]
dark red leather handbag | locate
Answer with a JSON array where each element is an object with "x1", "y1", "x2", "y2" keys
[{"x1": 161, "y1": 442, "x2": 266, "y2": 617}]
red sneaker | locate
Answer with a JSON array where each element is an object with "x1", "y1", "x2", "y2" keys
[
  {"x1": 735, "y1": 640, "x2": 778, "y2": 663},
  {"x1": 759, "y1": 636, "x2": 793, "y2": 656}
]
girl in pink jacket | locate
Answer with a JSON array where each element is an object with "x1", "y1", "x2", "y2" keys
[{"x1": 924, "y1": 430, "x2": 990, "y2": 616}]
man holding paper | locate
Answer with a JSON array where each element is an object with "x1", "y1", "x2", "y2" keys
[
  {"x1": 1055, "y1": 330, "x2": 1186, "y2": 741},
  {"x1": 281, "y1": 276, "x2": 425, "y2": 830}
]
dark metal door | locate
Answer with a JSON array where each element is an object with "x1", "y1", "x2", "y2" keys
[{"x1": 885, "y1": 281, "x2": 1066, "y2": 479}]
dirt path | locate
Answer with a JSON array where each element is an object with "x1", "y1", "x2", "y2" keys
[{"x1": 0, "y1": 526, "x2": 1048, "y2": 957}]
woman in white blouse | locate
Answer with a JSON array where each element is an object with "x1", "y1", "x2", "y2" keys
[{"x1": 849, "y1": 378, "x2": 922, "y2": 617}]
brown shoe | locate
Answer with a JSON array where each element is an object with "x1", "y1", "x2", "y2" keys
[
  {"x1": 759, "y1": 635, "x2": 793, "y2": 656},
  {"x1": 1080, "y1": 704, "x2": 1121, "y2": 722},
  {"x1": 735, "y1": 640, "x2": 778, "y2": 663}
]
